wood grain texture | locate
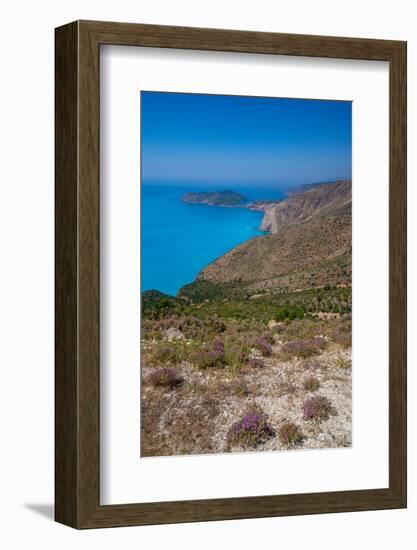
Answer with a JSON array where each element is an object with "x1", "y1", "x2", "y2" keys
[
  {"x1": 55, "y1": 21, "x2": 79, "y2": 527},
  {"x1": 388, "y1": 41, "x2": 407, "y2": 504},
  {"x1": 55, "y1": 20, "x2": 407, "y2": 529}
]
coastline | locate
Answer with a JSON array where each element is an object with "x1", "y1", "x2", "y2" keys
[
  {"x1": 143, "y1": 180, "x2": 351, "y2": 296},
  {"x1": 181, "y1": 195, "x2": 284, "y2": 234},
  {"x1": 142, "y1": 185, "x2": 268, "y2": 296},
  {"x1": 180, "y1": 179, "x2": 352, "y2": 295}
]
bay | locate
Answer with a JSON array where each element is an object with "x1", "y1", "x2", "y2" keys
[{"x1": 141, "y1": 182, "x2": 285, "y2": 296}]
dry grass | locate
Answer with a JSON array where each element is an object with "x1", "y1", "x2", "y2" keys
[{"x1": 141, "y1": 316, "x2": 352, "y2": 456}]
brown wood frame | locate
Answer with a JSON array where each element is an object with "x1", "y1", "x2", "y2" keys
[{"x1": 55, "y1": 20, "x2": 407, "y2": 529}]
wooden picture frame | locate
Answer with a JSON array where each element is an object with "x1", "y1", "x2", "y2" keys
[{"x1": 55, "y1": 20, "x2": 407, "y2": 529}]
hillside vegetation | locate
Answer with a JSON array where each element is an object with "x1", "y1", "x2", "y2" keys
[{"x1": 141, "y1": 179, "x2": 352, "y2": 457}]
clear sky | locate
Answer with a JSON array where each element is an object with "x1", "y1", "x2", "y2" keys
[{"x1": 141, "y1": 91, "x2": 352, "y2": 187}]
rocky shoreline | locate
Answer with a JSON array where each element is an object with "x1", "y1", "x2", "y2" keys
[
  {"x1": 246, "y1": 179, "x2": 352, "y2": 235},
  {"x1": 246, "y1": 202, "x2": 281, "y2": 233},
  {"x1": 182, "y1": 180, "x2": 351, "y2": 237}
]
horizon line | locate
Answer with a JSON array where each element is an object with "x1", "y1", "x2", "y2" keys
[{"x1": 141, "y1": 176, "x2": 352, "y2": 187}]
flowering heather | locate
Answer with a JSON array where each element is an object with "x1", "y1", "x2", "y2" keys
[
  {"x1": 213, "y1": 339, "x2": 224, "y2": 353},
  {"x1": 247, "y1": 357, "x2": 265, "y2": 369},
  {"x1": 278, "y1": 422, "x2": 304, "y2": 447},
  {"x1": 302, "y1": 395, "x2": 334, "y2": 421},
  {"x1": 253, "y1": 337, "x2": 273, "y2": 357},
  {"x1": 194, "y1": 340, "x2": 226, "y2": 369},
  {"x1": 303, "y1": 376, "x2": 320, "y2": 392},
  {"x1": 281, "y1": 337, "x2": 326, "y2": 359},
  {"x1": 227, "y1": 411, "x2": 275, "y2": 449},
  {"x1": 147, "y1": 367, "x2": 184, "y2": 389},
  {"x1": 262, "y1": 332, "x2": 275, "y2": 344}
]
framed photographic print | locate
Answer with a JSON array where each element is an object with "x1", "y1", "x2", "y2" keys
[{"x1": 55, "y1": 20, "x2": 407, "y2": 528}]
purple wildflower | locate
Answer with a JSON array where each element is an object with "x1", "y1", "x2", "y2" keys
[
  {"x1": 281, "y1": 337, "x2": 326, "y2": 358},
  {"x1": 253, "y1": 338, "x2": 273, "y2": 357},
  {"x1": 194, "y1": 340, "x2": 226, "y2": 369},
  {"x1": 227, "y1": 411, "x2": 274, "y2": 448},
  {"x1": 302, "y1": 395, "x2": 334, "y2": 421},
  {"x1": 303, "y1": 376, "x2": 320, "y2": 392}
]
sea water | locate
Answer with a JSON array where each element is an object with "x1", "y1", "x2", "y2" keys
[{"x1": 141, "y1": 183, "x2": 285, "y2": 296}]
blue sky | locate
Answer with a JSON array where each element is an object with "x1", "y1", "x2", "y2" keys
[{"x1": 141, "y1": 91, "x2": 352, "y2": 187}]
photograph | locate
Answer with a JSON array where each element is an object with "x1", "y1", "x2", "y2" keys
[
  {"x1": 140, "y1": 91, "x2": 352, "y2": 457},
  {"x1": 0, "y1": 0, "x2": 409, "y2": 539}
]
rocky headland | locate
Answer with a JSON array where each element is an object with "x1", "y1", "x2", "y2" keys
[
  {"x1": 196, "y1": 179, "x2": 352, "y2": 293},
  {"x1": 181, "y1": 189, "x2": 247, "y2": 207}
]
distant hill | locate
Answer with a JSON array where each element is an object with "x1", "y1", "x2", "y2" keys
[
  {"x1": 142, "y1": 289, "x2": 172, "y2": 303},
  {"x1": 250, "y1": 180, "x2": 351, "y2": 233},
  {"x1": 142, "y1": 289, "x2": 184, "y2": 318},
  {"x1": 181, "y1": 189, "x2": 247, "y2": 207},
  {"x1": 195, "y1": 180, "x2": 351, "y2": 293},
  {"x1": 285, "y1": 179, "x2": 350, "y2": 197}
]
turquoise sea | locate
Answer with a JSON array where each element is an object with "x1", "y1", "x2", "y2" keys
[{"x1": 141, "y1": 183, "x2": 286, "y2": 296}]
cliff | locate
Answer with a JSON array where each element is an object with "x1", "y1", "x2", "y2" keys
[
  {"x1": 249, "y1": 180, "x2": 351, "y2": 234},
  {"x1": 197, "y1": 180, "x2": 352, "y2": 292}
]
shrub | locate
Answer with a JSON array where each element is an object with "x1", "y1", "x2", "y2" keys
[
  {"x1": 303, "y1": 376, "x2": 320, "y2": 392},
  {"x1": 229, "y1": 379, "x2": 250, "y2": 397},
  {"x1": 302, "y1": 395, "x2": 334, "y2": 421},
  {"x1": 253, "y1": 337, "x2": 273, "y2": 357},
  {"x1": 281, "y1": 337, "x2": 326, "y2": 359},
  {"x1": 274, "y1": 305, "x2": 305, "y2": 322},
  {"x1": 147, "y1": 367, "x2": 184, "y2": 389},
  {"x1": 278, "y1": 422, "x2": 304, "y2": 447},
  {"x1": 331, "y1": 329, "x2": 352, "y2": 349},
  {"x1": 262, "y1": 332, "x2": 275, "y2": 344},
  {"x1": 194, "y1": 340, "x2": 226, "y2": 369},
  {"x1": 274, "y1": 308, "x2": 287, "y2": 322},
  {"x1": 151, "y1": 342, "x2": 188, "y2": 364},
  {"x1": 227, "y1": 410, "x2": 275, "y2": 449},
  {"x1": 152, "y1": 344, "x2": 177, "y2": 363},
  {"x1": 213, "y1": 339, "x2": 225, "y2": 354},
  {"x1": 226, "y1": 343, "x2": 250, "y2": 368},
  {"x1": 247, "y1": 357, "x2": 265, "y2": 369},
  {"x1": 334, "y1": 356, "x2": 352, "y2": 369},
  {"x1": 277, "y1": 380, "x2": 297, "y2": 395}
]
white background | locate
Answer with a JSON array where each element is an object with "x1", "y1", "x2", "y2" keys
[
  {"x1": 101, "y1": 47, "x2": 389, "y2": 504},
  {"x1": 0, "y1": 0, "x2": 416, "y2": 548}
]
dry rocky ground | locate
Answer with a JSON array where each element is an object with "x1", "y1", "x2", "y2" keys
[{"x1": 141, "y1": 322, "x2": 351, "y2": 457}]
